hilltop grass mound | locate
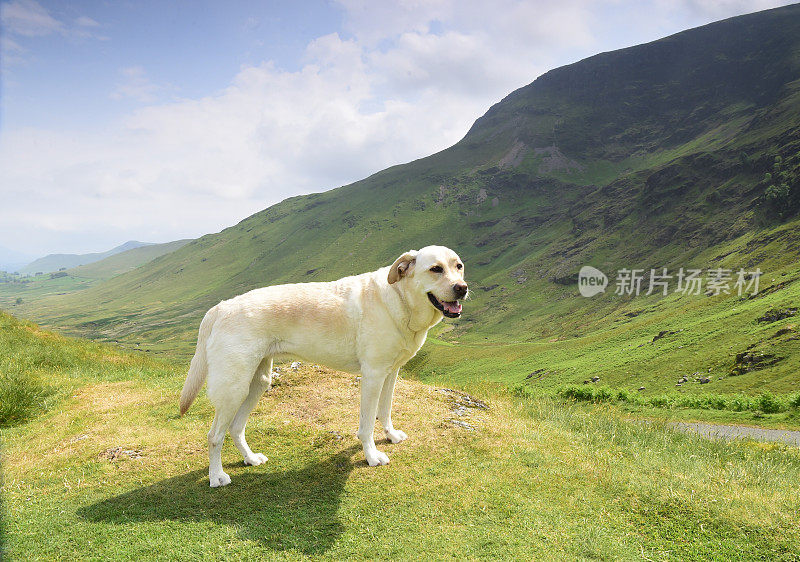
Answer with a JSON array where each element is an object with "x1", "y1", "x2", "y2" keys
[{"x1": 3, "y1": 313, "x2": 800, "y2": 560}]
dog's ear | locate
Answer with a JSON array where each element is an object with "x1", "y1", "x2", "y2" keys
[{"x1": 387, "y1": 250, "x2": 418, "y2": 284}]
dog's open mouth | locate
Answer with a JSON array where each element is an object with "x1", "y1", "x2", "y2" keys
[{"x1": 427, "y1": 292, "x2": 462, "y2": 318}]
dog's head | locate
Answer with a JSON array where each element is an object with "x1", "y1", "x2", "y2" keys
[{"x1": 387, "y1": 245, "x2": 467, "y2": 318}]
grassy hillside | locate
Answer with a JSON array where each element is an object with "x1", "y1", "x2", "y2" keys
[
  {"x1": 3, "y1": 312, "x2": 800, "y2": 560},
  {"x1": 4, "y1": 5, "x2": 800, "y2": 404}
]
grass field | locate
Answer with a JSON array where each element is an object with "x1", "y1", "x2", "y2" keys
[{"x1": 4, "y1": 312, "x2": 800, "y2": 560}]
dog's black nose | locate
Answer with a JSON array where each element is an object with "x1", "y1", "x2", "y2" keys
[{"x1": 453, "y1": 282, "x2": 468, "y2": 298}]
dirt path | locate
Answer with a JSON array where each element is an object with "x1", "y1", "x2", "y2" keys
[{"x1": 669, "y1": 421, "x2": 800, "y2": 447}]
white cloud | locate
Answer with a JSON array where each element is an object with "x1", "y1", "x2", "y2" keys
[
  {"x1": 111, "y1": 66, "x2": 166, "y2": 103},
  {"x1": 670, "y1": 0, "x2": 792, "y2": 18},
  {"x1": 1, "y1": 36, "x2": 26, "y2": 66},
  {"x1": 1, "y1": 0, "x2": 106, "y2": 70},
  {"x1": 0, "y1": 0, "x2": 62, "y2": 37},
  {"x1": 336, "y1": 0, "x2": 454, "y2": 44},
  {"x1": 75, "y1": 15, "x2": 100, "y2": 27},
  {"x1": 1, "y1": 0, "x2": 106, "y2": 43}
]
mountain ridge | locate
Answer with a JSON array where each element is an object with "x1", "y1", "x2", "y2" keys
[{"x1": 19, "y1": 240, "x2": 154, "y2": 274}]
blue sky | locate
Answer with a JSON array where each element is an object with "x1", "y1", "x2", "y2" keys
[
  {"x1": 1, "y1": 0, "x2": 795, "y2": 259},
  {"x1": 4, "y1": 1, "x2": 343, "y2": 129}
]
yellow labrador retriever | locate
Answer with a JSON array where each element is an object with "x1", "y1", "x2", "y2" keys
[{"x1": 179, "y1": 245, "x2": 468, "y2": 487}]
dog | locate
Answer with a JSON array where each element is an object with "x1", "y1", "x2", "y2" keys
[{"x1": 179, "y1": 245, "x2": 468, "y2": 487}]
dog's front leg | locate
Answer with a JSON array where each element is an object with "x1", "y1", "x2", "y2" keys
[
  {"x1": 357, "y1": 367, "x2": 390, "y2": 466},
  {"x1": 378, "y1": 370, "x2": 407, "y2": 444}
]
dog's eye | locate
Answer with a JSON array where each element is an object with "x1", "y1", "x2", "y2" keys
[
  {"x1": 456, "y1": 263, "x2": 463, "y2": 270},
  {"x1": 430, "y1": 265, "x2": 443, "y2": 273}
]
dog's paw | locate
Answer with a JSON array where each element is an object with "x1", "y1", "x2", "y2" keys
[
  {"x1": 386, "y1": 429, "x2": 408, "y2": 444},
  {"x1": 365, "y1": 450, "x2": 390, "y2": 466},
  {"x1": 244, "y1": 453, "x2": 268, "y2": 466},
  {"x1": 209, "y1": 471, "x2": 232, "y2": 488}
]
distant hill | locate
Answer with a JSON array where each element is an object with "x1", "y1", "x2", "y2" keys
[
  {"x1": 66, "y1": 239, "x2": 192, "y2": 281},
  {"x1": 7, "y1": 5, "x2": 800, "y2": 396},
  {"x1": 0, "y1": 245, "x2": 35, "y2": 273},
  {"x1": 19, "y1": 241, "x2": 153, "y2": 274}
]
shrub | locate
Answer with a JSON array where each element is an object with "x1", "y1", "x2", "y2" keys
[
  {"x1": 594, "y1": 387, "x2": 613, "y2": 402},
  {"x1": 559, "y1": 385, "x2": 596, "y2": 402},
  {"x1": 558, "y1": 385, "x2": 616, "y2": 403},
  {"x1": 756, "y1": 392, "x2": 784, "y2": 414},
  {"x1": 555, "y1": 386, "x2": 798, "y2": 416},
  {"x1": 729, "y1": 395, "x2": 752, "y2": 412},
  {"x1": 616, "y1": 389, "x2": 633, "y2": 403},
  {"x1": 707, "y1": 395, "x2": 728, "y2": 410},
  {"x1": 647, "y1": 395, "x2": 674, "y2": 408}
]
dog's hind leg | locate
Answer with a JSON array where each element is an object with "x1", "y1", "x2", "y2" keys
[
  {"x1": 229, "y1": 356, "x2": 273, "y2": 467},
  {"x1": 207, "y1": 399, "x2": 245, "y2": 487},
  {"x1": 206, "y1": 355, "x2": 259, "y2": 487}
]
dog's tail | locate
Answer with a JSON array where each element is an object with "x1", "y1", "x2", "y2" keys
[{"x1": 179, "y1": 305, "x2": 219, "y2": 416}]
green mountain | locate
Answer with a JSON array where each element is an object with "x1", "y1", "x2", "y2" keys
[
  {"x1": 6, "y1": 5, "x2": 800, "y2": 397},
  {"x1": 19, "y1": 240, "x2": 154, "y2": 274}
]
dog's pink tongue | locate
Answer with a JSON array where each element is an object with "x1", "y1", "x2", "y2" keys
[{"x1": 443, "y1": 301, "x2": 462, "y2": 314}]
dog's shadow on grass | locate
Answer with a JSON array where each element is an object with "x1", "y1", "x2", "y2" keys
[{"x1": 78, "y1": 444, "x2": 361, "y2": 555}]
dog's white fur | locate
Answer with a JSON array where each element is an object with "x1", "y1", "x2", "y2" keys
[{"x1": 179, "y1": 245, "x2": 467, "y2": 487}]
